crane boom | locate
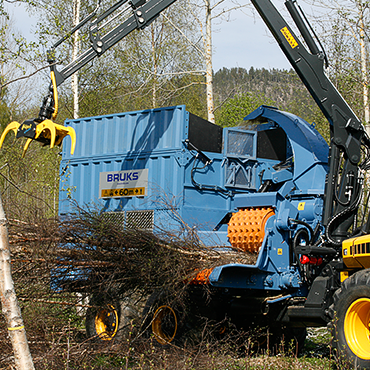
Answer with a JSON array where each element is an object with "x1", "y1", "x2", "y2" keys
[{"x1": 250, "y1": 0, "x2": 369, "y2": 246}]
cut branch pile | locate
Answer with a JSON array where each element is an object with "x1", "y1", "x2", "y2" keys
[{"x1": 7, "y1": 206, "x2": 255, "y2": 305}]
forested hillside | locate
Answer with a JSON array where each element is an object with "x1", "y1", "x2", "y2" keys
[
  {"x1": 213, "y1": 67, "x2": 326, "y2": 131},
  {"x1": 215, "y1": 68, "x2": 309, "y2": 113}
]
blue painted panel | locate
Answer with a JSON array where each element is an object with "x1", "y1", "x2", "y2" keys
[
  {"x1": 60, "y1": 153, "x2": 185, "y2": 213},
  {"x1": 234, "y1": 192, "x2": 280, "y2": 208},
  {"x1": 59, "y1": 105, "x2": 231, "y2": 241},
  {"x1": 62, "y1": 105, "x2": 188, "y2": 160},
  {"x1": 245, "y1": 106, "x2": 329, "y2": 195}
]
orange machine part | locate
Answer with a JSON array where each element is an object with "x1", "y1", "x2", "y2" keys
[
  {"x1": 189, "y1": 268, "x2": 214, "y2": 285},
  {"x1": 227, "y1": 207, "x2": 275, "y2": 253}
]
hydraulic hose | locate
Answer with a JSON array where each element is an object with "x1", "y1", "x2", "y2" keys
[
  {"x1": 325, "y1": 175, "x2": 364, "y2": 247},
  {"x1": 289, "y1": 218, "x2": 314, "y2": 243}
]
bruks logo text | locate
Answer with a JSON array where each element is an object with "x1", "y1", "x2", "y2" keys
[{"x1": 107, "y1": 172, "x2": 139, "y2": 182}]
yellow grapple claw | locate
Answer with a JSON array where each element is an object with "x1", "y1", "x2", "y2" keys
[
  {"x1": 53, "y1": 123, "x2": 76, "y2": 155},
  {"x1": 34, "y1": 119, "x2": 57, "y2": 148},
  {"x1": 0, "y1": 121, "x2": 21, "y2": 149},
  {"x1": 1, "y1": 119, "x2": 76, "y2": 156},
  {"x1": 33, "y1": 120, "x2": 76, "y2": 154}
]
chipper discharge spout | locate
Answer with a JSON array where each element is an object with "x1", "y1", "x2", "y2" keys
[{"x1": 0, "y1": 71, "x2": 76, "y2": 157}]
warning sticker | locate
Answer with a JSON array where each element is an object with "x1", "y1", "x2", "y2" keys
[
  {"x1": 298, "y1": 202, "x2": 305, "y2": 211},
  {"x1": 99, "y1": 169, "x2": 148, "y2": 199},
  {"x1": 101, "y1": 187, "x2": 145, "y2": 198},
  {"x1": 280, "y1": 26, "x2": 298, "y2": 49}
]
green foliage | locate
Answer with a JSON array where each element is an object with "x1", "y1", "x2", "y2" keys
[
  {"x1": 318, "y1": 2, "x2": 369, "y2": 125},
  {"x1": 0, "y1": 87, "x2": 10, "y2": 131},
  {"x1": 0, "y1": 138, "x2": 60, "y2": 221},
  {"x1": 216, "y1": 91, "x2": 274, "y2": 127},
  {"x1": 0, "y1": 12, "x2": 61, "y2": 221},
  {"x1": 0, "y1": 100, "x2": 10, "y2": 131},
  {"x1": 213, "y1": 67, "x2": 330, "y2": 141},
  {"x1": 213, "y1": 67, "x2": 307, "y2": 111},
  {"x1": 33, "y1": 0, "x2": 205, "y2": 119},
  {"x1": 164, "y1": 74, "x2": 207, "y2": 119},
  {"x1": 73, "y1": 69, "x2": 207, "y2": 119}
]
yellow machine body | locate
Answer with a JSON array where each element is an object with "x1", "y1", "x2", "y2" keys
[{"x1": 342, "y1": 235, "x2": 370, "y2": 269}]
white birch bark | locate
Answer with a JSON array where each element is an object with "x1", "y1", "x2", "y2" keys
[
  {"x1": 0, "y1": 196, "x2": 35, "y2": 370},
  {"x1": 72, "y1": 0, "x2": 80, "y2": 119},
  {"x1": 151, "y1": 24, "x2": 158, "y2": 108},
  {"x1": 359, "y1": 12, "x2": 369, "y2": 127},
  {"x1": 204, "y1": 0, "x2": 215, "y2": 123}
]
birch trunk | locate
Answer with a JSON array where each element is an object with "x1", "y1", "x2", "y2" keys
[
  {"x1": 151, "y1": 24, "x2": 158, "y2": 108},
  {"x1": 72, "y1": 0, "x2": 80, "y2": 119},
  {"x1": 359, "y1": 14, "x2": 369, "y2": 127},
  {"x1": 0, "y1": 196, "x2": 34, "y2": 369},
  {"x1": 204, "y1": 0, "x2": 215, "y2": 123}
]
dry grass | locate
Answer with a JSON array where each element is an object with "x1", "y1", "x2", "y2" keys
[{"x1": 0, "y1": 313, "x2": 335, "y2": 369}]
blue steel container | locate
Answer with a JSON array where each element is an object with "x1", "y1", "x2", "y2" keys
[
  {"x1": 59, "y1": 105, "x2": 232, "y2": 245},
  {"x1": 59, "y1": 105, "x2": 329, "y2": 249}
]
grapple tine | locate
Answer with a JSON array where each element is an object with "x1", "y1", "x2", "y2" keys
[
  {"x1": 0, "y1": 121, "x2": 21, "y2": 149},
  {"x1": 22, "y1": 139, "x2": 33, "y2": 158},
  {"x1": 64, "y1": 126, "x2": 76, "y2": 155},
  {"x1": 54, "y1": 124, "x2": 76, "y2": 155},
  {"x1": 63, "y1": 126, "x2": 76, "y2": 155},
  {"x1": 34, "y1": 120, "x2": 57, "y2": 148}
]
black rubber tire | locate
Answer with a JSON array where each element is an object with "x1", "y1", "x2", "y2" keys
[
  {"x1": 328, "y1": 269, "x2": 370, "y2": 369},
  {"x1": 86, "y1": 294, "x2": 122, "y2": 342},
  {"x1": 86, "y1": 293, "x2": 147, "y2": 342},
  {"x1": 141, "y1": 291, "x2": 185, "y2": 346}
]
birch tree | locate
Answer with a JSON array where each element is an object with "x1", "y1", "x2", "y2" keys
[
  {"x1": 204, "y1": 0, "x2": 215, "y2": 122},
  {"x1": 116, "y1": 1, "x2": 205, "y2": 110},
  {"x1": 72, "y1": 0, "x2": 80, "y2": 119},
  {"x1": 331, "y1": 0, "x2": 369, "y2": 126},
  {"x1": 172, "y1": 0, "x2": 248, "y2": 123},
  {"x1": 0, "y1": 7, "x2": 37, "y2": 369},
  {"x1": 0, "y1": 198, "x2": 35, "y2": 370},
  {"x1": 358, "y1": 2, "x2": 369, "y2": 126},
  {"x1": 27, "y1": 0, "x2": 207, "y2": 118}
]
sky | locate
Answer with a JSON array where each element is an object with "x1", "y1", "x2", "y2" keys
[
  {"x1": 212, "y1": 8, "x2": 292, "y2": 71},
  {"x1": 5, "y1": 1, "x2": 293, "y2": 73}
]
